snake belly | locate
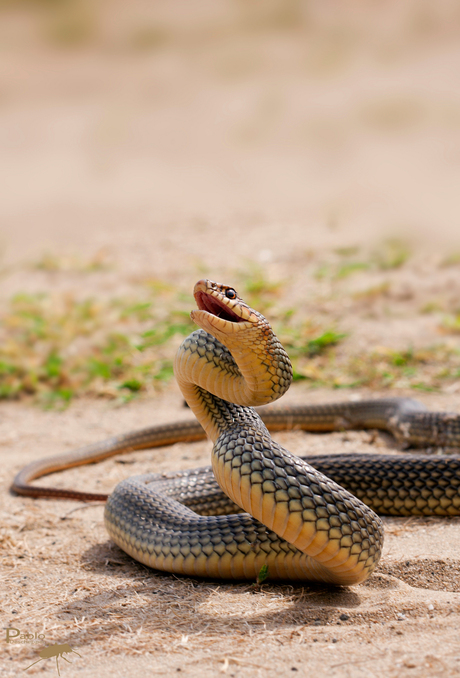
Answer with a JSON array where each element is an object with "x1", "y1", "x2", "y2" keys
[{"x1": 104, "y1": 279, "x2": 384, "y2": 585}]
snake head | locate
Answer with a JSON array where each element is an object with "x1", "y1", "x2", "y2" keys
[
  {"x1": 190, "y1": 279, "x2": 292, "y2": 404},
  {"x1": 191, "y1": 279, "x2": 260, "y2": 337}
]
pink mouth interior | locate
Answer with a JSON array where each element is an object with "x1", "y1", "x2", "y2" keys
[{"x1": 195, "y1": 291, "x2": 242, "y2": 323}]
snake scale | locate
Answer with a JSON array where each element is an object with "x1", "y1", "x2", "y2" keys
[{"x1": 12, "y1": 279, "x2": 460, "y2": 585}]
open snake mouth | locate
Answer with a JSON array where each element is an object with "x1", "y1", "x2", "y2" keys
[{"x1": 195, "y1": 291, "x2": 244, "y2": 323}]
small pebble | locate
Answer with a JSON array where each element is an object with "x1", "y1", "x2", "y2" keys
[{"x1": 339, "y1": 613, "x2": 350, "y2": 621}]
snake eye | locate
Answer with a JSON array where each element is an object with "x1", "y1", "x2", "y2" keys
[{"x1": 225, "y1": 288, "x2": 237, "y2": 300}]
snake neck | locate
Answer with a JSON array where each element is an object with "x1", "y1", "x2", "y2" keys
[{"x1": 174, "y1": 328, "x2": 292, "y2": 443}]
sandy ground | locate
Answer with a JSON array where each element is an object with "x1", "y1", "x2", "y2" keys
[
  {"x1": 2, "y1": 390, "x2": 460, "y2": 678},
  {"x1": 2, "y1": 1, "x2": 460, "y2": 676}
]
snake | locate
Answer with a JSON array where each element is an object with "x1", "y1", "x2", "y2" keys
[{"x1": 11, "y1": 279, "x2": 460, "y2": 585}]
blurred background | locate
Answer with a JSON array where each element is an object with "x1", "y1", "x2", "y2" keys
[
  {"x1": 1, "y1": 0, "x2": 460, "y2": 405},
  {"x1": 2, "y1": 0, "x2": 460, "y2": 262}
]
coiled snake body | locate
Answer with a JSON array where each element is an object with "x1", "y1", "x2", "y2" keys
[{"x1": 12, "y1": 280, "x2": 460, "y2": 585}]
